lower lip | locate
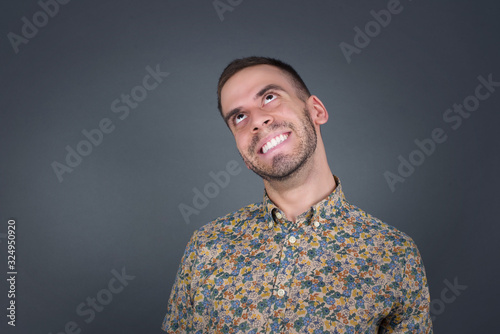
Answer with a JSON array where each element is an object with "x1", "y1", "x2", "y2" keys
[{"x1": 260, "y1": 132, "x2": 291, "y2": 155}]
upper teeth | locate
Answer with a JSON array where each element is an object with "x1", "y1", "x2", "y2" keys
[{"x1": 262, "y1": 133, "x2": 288, "y2": 154}]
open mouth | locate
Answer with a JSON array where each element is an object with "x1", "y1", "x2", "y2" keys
[{"x1": 260, "y1": 132, "x2": 291, "y2": 154}]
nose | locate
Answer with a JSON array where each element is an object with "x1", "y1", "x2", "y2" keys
[{"x1": 251, "y1": 109, "x2": 273, "y2": 133}]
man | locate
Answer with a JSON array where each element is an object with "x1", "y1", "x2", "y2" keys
[{"x1": 162, "y1": 57, "x2": 433, "y2": 333}]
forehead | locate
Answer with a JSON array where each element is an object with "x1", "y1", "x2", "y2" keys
[{"x1": 220, "y1": 65, "x2": 294, "y2": 114}]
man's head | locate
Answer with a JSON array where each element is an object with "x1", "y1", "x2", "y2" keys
[
  {"x1": 217, "y1": 57, "x2": 311, "y2": 115},
  {"x1": 218, "y1": 57, "x2": 329, "y2": 182}
]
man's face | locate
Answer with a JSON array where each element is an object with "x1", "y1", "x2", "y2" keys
[{"x1": 220, "y1": 65, "x2": 318, "y2": 181}]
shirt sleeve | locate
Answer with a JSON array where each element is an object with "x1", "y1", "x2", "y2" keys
[
  {"x1": 379, "y1": 237, "x2": 433, "y2": 333},
  {"x1": 161, "y1": 230, "x2": 199, "y2": 333}
]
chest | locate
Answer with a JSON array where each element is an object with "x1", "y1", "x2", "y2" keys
[{"x1": 190, "y1": 229, "x2": 400, "y2": 333}]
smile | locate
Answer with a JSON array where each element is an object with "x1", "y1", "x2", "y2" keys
[{"x1": 261, "y1": 132, "x2": 290, "y2": 154}]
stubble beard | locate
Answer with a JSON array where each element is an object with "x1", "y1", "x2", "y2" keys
[{"x1": 240, "y1": 108, "x2": 317, "y2": 182}]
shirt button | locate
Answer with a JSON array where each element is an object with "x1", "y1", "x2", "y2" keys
[
  {"x1": 268, "y1": 221, "x2": 274, "y2": 228},
  {"x1": 275, "y1": 212, "x2": 282, "y2": 219},
  {"x1": 313, "y1": 221, "x2": 320, "y2": 228},
  {"x1": 277, "y1": 289, "x2": 285, "y2": 297},
  {"x1": 288, "y1": 236, "x2": 296, "y2": 244}
]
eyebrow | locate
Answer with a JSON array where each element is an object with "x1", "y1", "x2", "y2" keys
[{"x1": 223, "y1": 84, "x2": 287, "y2": 124}]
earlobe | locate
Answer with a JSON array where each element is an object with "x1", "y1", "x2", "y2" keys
[{"x1": 307, "y1": 95, "x2": 329, "y2": 125}]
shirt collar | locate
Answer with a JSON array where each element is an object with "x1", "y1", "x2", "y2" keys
[{"x1": 262, "y1": 175, "x2": 346, "y2": 229}]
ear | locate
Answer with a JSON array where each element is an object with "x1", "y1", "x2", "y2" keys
[{"x1": 306, "y1": 95, "x2": 329, "y2": 126}]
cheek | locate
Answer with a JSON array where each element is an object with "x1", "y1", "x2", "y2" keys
[{"x1": 234, "y1": 135, "x2": 248, "y2": 152}]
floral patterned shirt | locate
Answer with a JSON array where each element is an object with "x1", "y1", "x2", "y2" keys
[{"x1": 162, "y1": 176, "x2": 432, "y2": 333}]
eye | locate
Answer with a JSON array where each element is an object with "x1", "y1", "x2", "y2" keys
[
  {"x1": 234, "y1": 113, "x2": 247, "y2": 124},
  {"x1": 263, "y1": 93, "x2": 277, "y2": 105}
]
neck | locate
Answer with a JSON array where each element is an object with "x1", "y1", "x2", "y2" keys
[{"x1": 263, "y1": 144, "x2": 336, "y2": 223}]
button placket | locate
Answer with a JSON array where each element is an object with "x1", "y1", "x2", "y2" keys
[{"x1": 272, "y1": 232, "x2": 296, "y2": 317}]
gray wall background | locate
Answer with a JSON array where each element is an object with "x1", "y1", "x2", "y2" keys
[{"x1": 1, "y1": 0, "x2": 499, "y2": 332}]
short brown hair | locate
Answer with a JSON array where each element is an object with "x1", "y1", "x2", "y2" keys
[{"x1": 217, "y1": 56, "x2": 311, "y2": 115}]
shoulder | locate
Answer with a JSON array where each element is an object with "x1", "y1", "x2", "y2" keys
[
  {"x1": 338, "y1": 200, "x2": 419, "y2": 253},
  {"x1": 193, "y1": 201, "x2": 265, "y2": 242}
]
